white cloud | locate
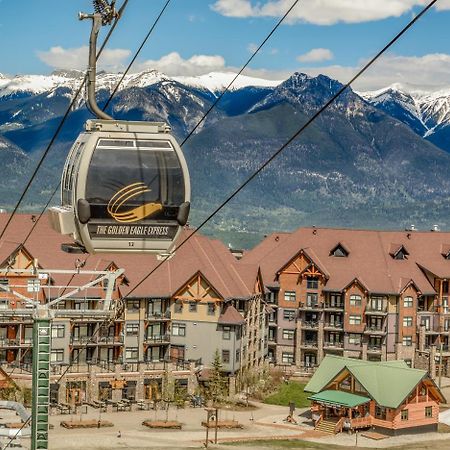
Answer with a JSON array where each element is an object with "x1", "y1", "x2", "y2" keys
[
  {"x1": 297, "y1": 48, "x2": 334, "y2": 63},
  {"x1": 37, "y1": 46, "x2": 131, "y2": 71},
  {"x1": 247, "y1": 42, "x2": 258, "y2": 53},
  {"x1": 297, "y1": 53, "x2": 450, "y2": 91},
  {"x1": 211, "y1": 0, "x2": 443, "y2": 25},
  {"x1": 135, "y1": 52, "x2": 226, "y2": 76}
]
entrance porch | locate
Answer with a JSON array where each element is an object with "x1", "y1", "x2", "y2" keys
[{"x1": 309, "y1": 390, "x2": 372, "y2": 433}]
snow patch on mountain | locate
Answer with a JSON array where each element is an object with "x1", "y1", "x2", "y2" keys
[{"x1": 174, "y1": 71, "x2": 282, "y2": 93}]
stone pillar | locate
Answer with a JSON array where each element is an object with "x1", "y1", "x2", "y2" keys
[
  {"x1": 295, "y1": 319, "x2": 302, "y2": 367},
  {"x1": 58, "y1": 379, "x2": 67, "y2": 404},
  {"x1": 418, "y1": 325, "x2": 425, "y2": 352},
  {"x1": 317, "y1": 322, "x2": 324, "y2": 363},
  {"x1": 430, "y1": 345, "x2": 437, "y2": 379},
  {"x1": 362, "y1": 342, "x2": 368, "y2": 360}
]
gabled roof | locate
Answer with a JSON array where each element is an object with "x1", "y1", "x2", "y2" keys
[
  {"x1": 218, "y1": 305, "x2": 245, "y2": 325},
  {"x1": 242, "y1": 227, "x2": 449, "y2": 295},
  {"x1": 305, "y1": 355, "x2": 445, "y2": 409},
  {"x1": 0, "y1": 214, "x2": 261, "y2": 300}
]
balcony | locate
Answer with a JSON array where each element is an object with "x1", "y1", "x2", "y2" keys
[
  {"x1": 300, "y1": 340, "x2": 318, "y2": 349},
  {"x1": 70, "y1": 336, "x2": 98, "y2": 346},
  {"x1": 324, "y1": 341, "x2": 344, "y2": 349},
  {"x1": 324, "y1": 303, "x2": 344, "y2": 311},
  {"x1": 299, "y1": 302, "x2": 323, "y2": 311},
  {"x1": 364, "y1": 326, "x2": 386, "y2": 335},
  {"x1": 417, "y1": 324, "x2": 440, "y2": 335},
  {"x1": 97, "y1": 335, "x2": 124, "y2": 345},
  {"x1": 0, "y1": 338, "x2": 20, "y2": 347},
  {"x1": 417, "y1": 306, "x2": 436, "y2": 313},
  {"x1": 145, "y1": 334, "x2": 170, "y2": 345},
  {"x1": 351, "y1": 417, "x2": 372, "y2": 429},
  {"x1": 367, "y1": 345, "x2": 382, "y2": 353},
  {"x1": 301, "y1": 321, "x2": 319, "y2": 329},
  {"x1": 365, "y1": 305, "x2": 387, "y2": 316},
  {"x1": 146, "y1": 311, "x2": 171, "y2": 321},
  {"x1": 323, "y1": 322, "x2": 343, "y2": 330}
]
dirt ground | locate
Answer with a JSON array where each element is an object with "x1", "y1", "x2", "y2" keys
[{"x1": 3, "y1": 400, "x2": 450, "y2": 450}]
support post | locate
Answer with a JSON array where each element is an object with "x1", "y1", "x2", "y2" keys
[{"x1": 31, "y1": 317, "x2": 51, "y2": 450}]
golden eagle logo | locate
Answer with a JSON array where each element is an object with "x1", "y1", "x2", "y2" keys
[{"x1": 107, "y1": 182, "x2": 162, "y2": 223}]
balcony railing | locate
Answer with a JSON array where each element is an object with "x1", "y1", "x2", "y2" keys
[
  {"x1": 301, "y1": 340, "x2": 318, "y2": 348},
  {"x1": 0, "y1": 338, "x2": 20, "y2": 347},
  {"x1": 324, "y1": 303, "x2": 344, "y2": 310},
  {"x1": 350, "y1": 417, "x2": 372, "y2": 429},
  {"x1": 299, "y1": 302, "x2": 322, "y2": 310},
  {"x1": 417, "y1": 324, "x2": 440, "y2": 334},
  {"x1": 417, "y1": 306, "x2": 436, "y2": 313},
  {"x1": 324, "y1": 341, "x2": 344, "y2": 348},
  {"x1": 364, "y1": 326, "x2": 386, "y2": 334},
  {"x1": 146, "y1": 311, "x2": 171, "y2": 321},
  {"x1": 365, "y1": 305, "x2": 387, "y2": 315},
  {"x1": 324, "y1": 322, "x2": 343, "y2": 330},
  {"x1": 301, "y1": 321, "x2": 319, "y2": 329},
  {"x1": 145, "y1": 334, "x2": 170, "y2": 344},
  {"x1": 97, "y1": 335, "x2": 124, "y2": 345},
  {"x1": 367, "y1": 345, "x2": 382, "y2": 352}
]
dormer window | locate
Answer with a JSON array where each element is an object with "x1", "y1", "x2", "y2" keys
[
  {"x1": 330, "y1": 243, "x2": 349, "y2": 257},
  {"x1": 392, "y1": 245, "x2": 409, "y2": 260},
  {"x1": 444, "y1": 251, "x2": 450, "y2": 260}
]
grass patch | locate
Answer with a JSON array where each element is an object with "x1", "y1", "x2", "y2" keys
[{"x1": 263, "y1": 382, "x2": 310, "y2": 408}]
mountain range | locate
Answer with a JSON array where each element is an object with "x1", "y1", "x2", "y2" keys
[{"x1": 1, "y1": 69, "x2": 450, "y2": 248}]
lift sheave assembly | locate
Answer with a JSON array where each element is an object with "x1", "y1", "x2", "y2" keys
[{"x1": 49, "y1": 0, "x2": 190, "y2": 255}]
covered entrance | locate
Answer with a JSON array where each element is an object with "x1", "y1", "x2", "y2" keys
[{"x1": 309, "y1": 390, "x2": 371, "y2": 433}]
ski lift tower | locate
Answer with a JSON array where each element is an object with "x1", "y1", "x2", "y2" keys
[{"x1": 0, "y1": 264, "x2": 124, "y2": 450}]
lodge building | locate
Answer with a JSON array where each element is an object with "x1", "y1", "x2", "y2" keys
[
  {"x1": 241, "y1": 226, "x2": 450, "y2": 377},
  {"x1": 2, "y1": 215, "x2": 450, "y2": 405}
]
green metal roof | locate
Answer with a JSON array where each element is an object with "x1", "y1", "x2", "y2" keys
[
  {"x1": 304, "y1": 355, "x2": 437, "y2": 409},
  {"x1": 308, "y1": 390, "x2": 371, "y2": 408}
]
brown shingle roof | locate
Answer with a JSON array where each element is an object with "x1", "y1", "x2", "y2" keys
[
  {"x1": 0, "y1": 214, "x2": 260, "y2": 299},
  {"x1": 218, "y1": 305, "x2": 245, "y2": 325},
  {"x1": 242, "y1": 227, "x2": 450, "y2": 295}
]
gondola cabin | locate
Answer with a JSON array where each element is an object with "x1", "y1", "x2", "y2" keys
[{"x1": 49, "y1": 119, "x2": 190, "y2": 254}]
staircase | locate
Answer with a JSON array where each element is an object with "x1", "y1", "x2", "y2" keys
[{"x1": 315, "y1": 418, "x2": 339, "y2": 434}]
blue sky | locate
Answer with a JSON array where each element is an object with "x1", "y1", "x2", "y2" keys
[{"x1": 1, "y1": 0, "x2": 450, "y2": 91}]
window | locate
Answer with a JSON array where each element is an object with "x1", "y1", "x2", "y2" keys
[
  {"x1": 50, "y1": 349, "x2": 64, "y2": 363},
  {"x1": 331, "y1": 244, "x2": 348, "y2": 257},
  {"x1": 283, "y1": 309, "x2": 296, "y2": 321},
  {"x1": 27, "y1": 279, "x2": 40, "y2": 293},
  {"x1": 349, "y1": 315, "x2": 361, "y2": 325},
  {"x1": 174, "y1": 301, "x2": 183, "y2": 313},
  {"x1": 0, "y1": 299, "x2": 8, "y2": 310},
  {"x1": 126, "y1": 323, "x2": 139, "y2": 336},
  {"x1": 0, "y1": 278, "x2": 9, "y2": 287},
  {"x1": 403, "y1": 317, "x2": 413, "y2": 327},
  {"x1": 403, "y1": 296, "x2": 413, "y2": 308},
  {"x1": 282, "y1": 329, "x2": 295, "y2": 340},
  {"x1": 125, "y1": 347, "x2": 138, "y2": 360},
  {"x1": 284, "y1": 291, "x2": 296, "y2": 302},
  {"x1": 349, "y1": 295, "x2": 362, "y2": 306},
  {"x1": 207, "y1": 303, "x2": 216, "y2": 315},
  {"x1": 401, "y1": 409, "x2": 408, "y2": 421},
  {"x1": 222, "y1": 326, "x2": 231, "y2": 340},
  {"x1": 127, "y1": 300, "x2": 140, "y2": 311},
  {"x1": 375, "y1": 406, "x2": 386, "y2": 420},
  {"x1": 425, "y1": 406, "x2": 433, "y2": 418},
  {"x1": 51, "y1": 324, "x2": 65, "y2": 339},
  {"x1": 188, "y1": 302, "x2": 197, "y2": 313},
  {"x1": 403, "y1": 336, "x2": 412, "y2": 346},
  {"x1": 172, "y1": 323, "x2": 186, "y2": 337},
  {"x1": 306, "y1": 277, "x2": 319, "y2": 289},
  {"x1": 235, "y1": 349, "x2": 240, "y2": 362},
  {"x1": 222, "y1": 350, "x2": 230, "y2": 363},
  {"x1": 282, "y1": 352, "x2": 294, "y2": 364},
  {"x1": 306, "y1": 293, "x2": 318, "y2": 306},
  {"x1": 348, "y1": 334, "x2": 361, "y2": 345},
  {"x1": 445, "y1": 319, "x2": 450, "y2": 332}
]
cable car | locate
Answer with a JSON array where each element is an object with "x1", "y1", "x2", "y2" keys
[{"x1": 48, "y1": 2, "x2": 190, "y2": 254}]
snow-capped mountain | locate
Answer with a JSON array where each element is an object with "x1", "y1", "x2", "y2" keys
[
  {"x1": 2, "y1": 69, "x2": 450, "y2": 238},
  {"x1": 361, "y1": 84, "x2": 450, "y2": 152}
]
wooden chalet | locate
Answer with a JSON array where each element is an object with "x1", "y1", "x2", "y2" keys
[{"x1": 305, "y1": 355, "x2": 445, "y2": 435}]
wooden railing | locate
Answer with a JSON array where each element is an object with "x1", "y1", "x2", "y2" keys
[
  {"x1": 314, "y1": 415, "x2": 323, "y2": 430},
  {"x1": 351, "y1": 416, "x2": 372, "y2": 429},
  {"x1": 334, "y1": 417, "x2": 345, "y2": 433}
]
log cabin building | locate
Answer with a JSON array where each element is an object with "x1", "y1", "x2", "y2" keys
[{"x1": 305, "y1": 355, "x2": 445, "y2": 435}]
